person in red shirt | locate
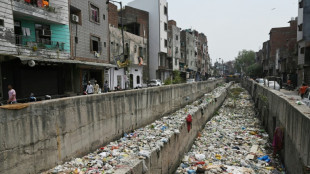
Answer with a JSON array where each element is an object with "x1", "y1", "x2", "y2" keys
[
  {"x1": 299, "y1": 83, "x2": 309, "y2": 99},
  {"x1": 7, "y1": 85, "x2": 17, "y2": 104}
]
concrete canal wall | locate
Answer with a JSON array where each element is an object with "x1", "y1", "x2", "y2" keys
[
  {"x1": 242, "y1": 79, "x2": 310, "y2": 174},
  {"x1": 115, "y1": 83, "x2": 231, "y2": 174},
  {"x1": 0, "y1": 80, "x2": 223, "y2": 174}
]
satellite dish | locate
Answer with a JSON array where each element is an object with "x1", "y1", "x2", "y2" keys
[{"x1": 28, "y1": 60, "x2": 35, "y2": 67}]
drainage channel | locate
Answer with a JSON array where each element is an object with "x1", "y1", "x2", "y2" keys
[
  {"x1": 43, "y1": 83, "x2": 232, "y2": 174},
  {"x1": 175, "y1": 84, "x2": 284, "y2": 174}
]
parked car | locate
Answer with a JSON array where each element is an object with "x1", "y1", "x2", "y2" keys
[
  {"x1": 256, "y1": 78, "x2": 264, "y2": 86},
  {"x1": 267, "y1": 81, "x2": 280, "y2": 90},
  {"x1": 148, "y1": 79, "x2": 162, "y2": 87},
  {"x1": 208, "y1": 77, "x2": 216, "y2": 81},
  {"x1": 186, "y1": 79, "x2": 196, "y2": 83}
]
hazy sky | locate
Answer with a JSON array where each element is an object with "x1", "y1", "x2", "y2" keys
[{"x1": 120, "y1": 0, "x2": 298, "y2": 63}]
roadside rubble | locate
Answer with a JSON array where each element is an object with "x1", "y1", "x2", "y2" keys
[
  {"x1": 176, "y1": 84, "x2": 285, "y2": 174},
  {"x1": 43, "y1": 83, "x2": 230, "y2": 174}
]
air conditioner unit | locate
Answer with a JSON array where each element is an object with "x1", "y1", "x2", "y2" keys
[
  {"x1": 42, "y1": 30, "x2": 52, "y2": 36},
  {"x1": 71, "y1": 14, "x2": 79, "y2": 23}
]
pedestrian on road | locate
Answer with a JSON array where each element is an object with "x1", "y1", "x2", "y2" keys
[
  {"x1": 94, "y1": 80, "x2": 100, "y2": 94},
  {"x1": 298, "y1": 83, "x2": 308, "y2": 99},
  {"x1": 86, "y1": 81, "x2": 94, "y2": 95},
  {"x1": 7, "y1": 84, "x2": 17, "y2": 104},
  {"x1": 104, "y1": 81, "x2": 109, "y2": 93}
]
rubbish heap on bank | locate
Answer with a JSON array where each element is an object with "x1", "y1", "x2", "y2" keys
[{"x1": 176, "y1": 84, "x2": 284, "y2": 174}]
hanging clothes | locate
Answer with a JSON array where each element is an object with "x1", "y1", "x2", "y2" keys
[
  {"x1": 186, "y1": 114, "x2": 192, "y2": 132},
  {"x1": 272, "y1": 127, "x2": 284, "y2": 155}
]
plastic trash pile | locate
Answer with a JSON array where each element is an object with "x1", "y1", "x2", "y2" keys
[
  {"x1": 43, "y1": 83, "x2": 230, "y2": 174},
  {"x1": 176, "y1": 84, "x2": 285, "y2": 174}
]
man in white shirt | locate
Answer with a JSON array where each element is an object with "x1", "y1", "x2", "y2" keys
[{"x1": 85, "y1": 81, "x2": 94, "y2": 94}]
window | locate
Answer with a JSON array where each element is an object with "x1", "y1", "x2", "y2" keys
[
  {"x1": 164, "y1": 23, "x2": 168, "y2": 31},
  {"x1": 175, "y1": 47, "x2": 179, "y2": 53},
  {"x1": 139, "y1": 47, "x2": 143, "y2": 57},
  {"x1": 175, "y1": 58, "x2": 178, "y2": 66},
  {"x1": 137, "y1": 76, "x2": 140, "y2": 84},
  {"x1": 181, "y1": 53, "x2": 184, "y2": 58},
  {"x1": 298, "y1": 24, "x2": 303, "y2": 31},
  {"x1": 176, "y1": 35, "x2": 178, "y2": 40},
  {"x1": 35, "y1": 24, "x2": 51, "y2": 45},
  {"x1": 299, "y1": 0, "x2": 304, "y2": 8},
  {"x1": 90, "y1": 35, "x2": 101, "y2": 53},
  {"x1": 164, "y1": 6, "x2": 167, "y2": 15},
  {"x1": 0, "y1": 19, "x2": 4, "y2": 27},
  {"x1": 301, "y1": 47, "x2": 305, "y2": 54},
  {"x1": 104, "y1": 42, "x2": 106, "y2": 47},
  {"x1": 134, "y1": 45, "x2": 137, "y2": 53},
  {"x1": 164, "y1": 39, "x2": 167, "y2": 47},
  {"x1": 90, "y1": 4, "x2": 99, "y2": 23},
  {"x1": 103, "y1": 14, "x2": 106, "y2": 20}
]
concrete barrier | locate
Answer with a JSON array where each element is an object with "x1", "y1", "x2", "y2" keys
[
  {"x1": 242, "y1": 79, "x2": 310, "y2": 174},
  {"x1": 0, "y1": 80, "x2": 223, "y2": 174},
  {"x1": 114, "y1": 83, "x2": 231, "y2": 174}
]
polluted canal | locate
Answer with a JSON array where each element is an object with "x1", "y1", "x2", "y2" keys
[
  {"x1": 176, "y1": 84, "x2": 284, "y2": 174},
  {"x1": 43, "y1": 83, "x2": 230, "y2": 174}
]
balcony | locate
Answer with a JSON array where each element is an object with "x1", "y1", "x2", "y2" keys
[
  {"x1": 15, "y1": 35, "x2": 69, "y2": 59},
  {"x1": 12, "y1": 0, "x2": 67, "y2": 25}
]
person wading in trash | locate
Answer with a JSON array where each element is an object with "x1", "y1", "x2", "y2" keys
[
  {"x1": 7, "y1": 84, "x2": 17, "y2": 104},
  {"x1": 186, "y1": 114, "x2": 192, "y2": 132},
  {"x1": 85, "y1": 81, "x2": 94, "y2": 95},
  {"x1": 298, "y1": 83, "x2": 309, "y2": 99}
]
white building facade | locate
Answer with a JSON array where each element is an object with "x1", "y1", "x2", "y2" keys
[{"x1": 128, "y1": 0, "x2": 168, "y2": 81}]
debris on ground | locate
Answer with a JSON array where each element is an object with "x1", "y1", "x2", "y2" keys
[
  {"x1": 43, "y1": 83, "x2": 231, "y2": 174},
  {"x1": 176, "y1": 84, "x2": 285, "y2": 174}
]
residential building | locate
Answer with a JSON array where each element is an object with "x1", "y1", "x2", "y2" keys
[
  {"x1": 269, "y1": 19, "x2": 297, "y2": 77},
  {"x1": 297, "y1": 0, "x2": 310, "y2": 85},
  {"x1": 262, "y1": 41, "x2": 270, "y2": 76},
  {"x1": 0, "y1": 0, "x2": 72, "y2": 100},
  {"x1": 69, "y1": 0, "x2": 114, "y2": 93},
  {"x1": 167, "y1": 20, "x2": 181, "y2": 71},
  {"x1": 181, "y1": 29, "x2": 197, "y2": 79},
  {"x1": 108, "y1": 4, "x2": 149, "y2": 89},
  {"x1": 198, "y1": 33, "x2": 209, "y2": 79},
  {"x1": 127, "y1": 0, "x2": 169, "y2": 81}
]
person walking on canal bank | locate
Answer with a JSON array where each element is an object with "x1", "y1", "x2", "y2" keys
[
  {"x1": 7, "y1": 85, "x2": 17, "y2": 104},
  {"x1": 298, "y1": 83, "x2": 309, "y2": 99},
  {"x1": 86, "y1": 81, "x2": 94, "y2": 95}
]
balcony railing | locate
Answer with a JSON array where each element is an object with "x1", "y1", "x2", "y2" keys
[
  {"x1": 13, "y1": 0, "x2": 57, "y2": 13},
  {"x1": 15, "y1": 35, "x2": 65, "y2": 51}
]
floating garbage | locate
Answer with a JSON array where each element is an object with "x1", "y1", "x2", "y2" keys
[
  {"x1": 176, "y1": 84, "x2": 285, "y2": 174},
  {"x1": 43, "y1": 83, "x2": 231, "y2": 174}
]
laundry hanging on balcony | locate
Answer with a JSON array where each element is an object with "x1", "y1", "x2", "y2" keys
[{"x1": 22, "y1": 27, "x2": 31, "y2": 36}]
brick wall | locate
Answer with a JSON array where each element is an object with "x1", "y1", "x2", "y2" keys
[
  {"x1": 121, "y1": 6, "x2": 149, "y2": 39},
  {"x1": 108, "y1": 3, "x2": 118, "y2": 27}
]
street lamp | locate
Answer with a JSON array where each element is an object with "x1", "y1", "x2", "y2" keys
[{"x1": 106, "y1": 0, "x2": 125, "y2": 61}]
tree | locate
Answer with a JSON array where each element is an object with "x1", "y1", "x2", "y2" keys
[
  {"x1": 246, "y1": 63, "x2": 263, "y2": 78},
  {"x1": 234, "y1": 50, "x2": 256, "y2": 74}
]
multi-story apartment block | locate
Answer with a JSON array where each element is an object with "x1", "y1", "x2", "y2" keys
[
  {"x1": 69, "y1": 0, "x2": 114, "y2": 93},
  {"x1": 297, "y1": 0, "x2": 310, "y2": 85},
  {"x1": 128, "y1": 0, "x2": 169, "y2": 81},
  {"x1": 269, "y1": 19, "x2": 297, "y2": 76},
  {"x1": 181, "y1": 29, "x2": 197, "y2": 79},
  {"x1": 167, "y1": 20, "x2": 181, "y2": 71},
  {"x1": 0, "y1": 0, "x2": 72, "y2": 100},
  {"x1": 198, "y1": 33, "x2": 209, "y2": 79},
  {"x1": 108, "y1": 4, "x2": 149, "y2": 89}
]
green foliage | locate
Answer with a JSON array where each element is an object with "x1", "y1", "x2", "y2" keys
[
  {"x1": 247, "y1": 63, "x2": 263, "y2": 77},
  {"x1": 234, "y1": 50, "x2": 256, "y2": 73},
  {"x1": 234, "y1": 50, "x2": 263, "y2": 77},
  {"x1": 164, "y1": 70, "x2": 185, "y2": 85}
]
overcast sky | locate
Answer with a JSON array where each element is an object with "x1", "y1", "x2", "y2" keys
[{"x1": 120, "y1": 0, "x2": 298, "y2": 63}]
